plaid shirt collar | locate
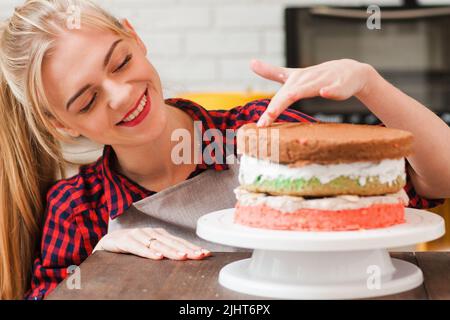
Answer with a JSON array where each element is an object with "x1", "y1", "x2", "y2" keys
[{"x1": 101, "y1": 98, "x2": 229, "y2": 220}]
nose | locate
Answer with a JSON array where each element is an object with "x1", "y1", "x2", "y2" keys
[{"x1": 102, "y1": 79, "x2": 133, "y2": 111}]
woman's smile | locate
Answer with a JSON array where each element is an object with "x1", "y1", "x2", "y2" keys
[{"x1": 116, "y1": 87, "x2": 151, "y2": 127}]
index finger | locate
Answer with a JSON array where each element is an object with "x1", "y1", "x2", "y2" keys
[
  {"x1": 256, "y1": 86, "x2": 300, "y2": 127},
  {"x1": 257, "y1": 81, "x2": 320, "y2": 127},
  {"x1": 250, "y1": 59, "x2": 294, "y2": 84}
]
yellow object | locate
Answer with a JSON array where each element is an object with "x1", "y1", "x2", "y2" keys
[
  {"x1": 417, "y1": 199, "x2": 450, "y2": 251},
  {"x1": 177, "y1": 91, "x2": 274, "y2": 110}
]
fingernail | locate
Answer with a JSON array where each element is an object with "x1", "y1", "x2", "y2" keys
[
  {"x1": 156, "y1": 252, "x2": 163, "y2": 257},
  {"x1": 178, "y1": 251, "x2": 187, "y2": 257},
  {"x1": 257, "y1": 118, "x2": 267, "y2": 127},
  {"x1": 201, "y1": 249, "x2": 211, "y2": 255},
  {"x1": 194, "y1": 250, "x2": 203, "y2": 256}
]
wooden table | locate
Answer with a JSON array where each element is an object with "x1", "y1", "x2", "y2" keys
[{"x1": 47, "y1": 251, "x2": 450, "y2": 300}]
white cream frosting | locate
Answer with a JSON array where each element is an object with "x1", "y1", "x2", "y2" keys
[
  {"x1": 234, "y1": 187, "x2": 409, "y2": 212},
  {"x1": 239, "y1": 155, "x2": 406, "y2": 186}
]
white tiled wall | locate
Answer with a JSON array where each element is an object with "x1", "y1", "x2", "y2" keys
[{"x1": 1, "y1": 0, "x2": 404, "y2": 97}]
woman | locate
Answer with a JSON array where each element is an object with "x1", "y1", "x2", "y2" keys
[{"x1": 0, "y1": 0, "x2": 447, "y2": 300}]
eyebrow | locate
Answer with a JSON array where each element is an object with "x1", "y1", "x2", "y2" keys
[{"x1": 66, "y1": 39, "x2": 124, "y2": 110}]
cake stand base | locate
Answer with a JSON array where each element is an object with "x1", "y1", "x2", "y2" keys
[
  {"x1": 219, "y1": 253, "x2": 422, "y2": 299},
  {"x1": 197, "y1": 208, "x2": 445, "y2": 299}
]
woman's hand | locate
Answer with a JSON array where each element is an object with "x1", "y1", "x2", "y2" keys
[
  {"x1": 251, "y1": 58, "x2": 373, "y2": 127},
  {"x1": 93, "y1": 228, "x2": 211, "y2": 260}
]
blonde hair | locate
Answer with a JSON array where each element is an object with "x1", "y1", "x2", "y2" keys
[{"x1": 0, "y1": 0, "x2": 133, "y2": 299}]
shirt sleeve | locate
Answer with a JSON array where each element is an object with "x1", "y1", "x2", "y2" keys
[
  {"x1": 25, "y1": 181, "x2": 102, "y2": 300},
  {"x1": 208, "y1": 98, "x2": 317, "y2": 131},
  {"x1": 404, "y1": 170, "x2": 445, "y2": 209}
]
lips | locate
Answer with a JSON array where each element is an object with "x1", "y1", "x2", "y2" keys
[{"x1": 116, "y1": 88, "x2": 151, "y2": 126}]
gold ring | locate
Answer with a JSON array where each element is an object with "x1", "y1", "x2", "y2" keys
[{"x1": 147, "y1": 237, "x2": 157, "y2": 248}]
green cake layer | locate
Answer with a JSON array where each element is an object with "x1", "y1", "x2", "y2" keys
[{"x1": 240, "y1": 175, "x2": 406, "y2": 197}]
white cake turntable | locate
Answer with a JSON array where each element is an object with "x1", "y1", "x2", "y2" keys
[{"x1": 197, "y1": 208, "x2": 445, "y2": 299}]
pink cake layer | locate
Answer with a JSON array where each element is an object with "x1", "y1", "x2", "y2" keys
[{"x1": 234, "y1": 202, "x2": 405, "y2": 231}]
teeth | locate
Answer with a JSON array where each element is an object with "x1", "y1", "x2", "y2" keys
[{"x1": 122, "y1": 93, "x2": 147, "y2": 123}]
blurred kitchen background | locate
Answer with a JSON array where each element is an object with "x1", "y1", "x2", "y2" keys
[
  {"x1": 3, "y1": 0, "x2": 450, "y2": 122},
  {"x1": 1, "y1": 0, "x2": 449, "y2": 250}
]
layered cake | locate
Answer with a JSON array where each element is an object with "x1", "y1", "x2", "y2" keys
[{"x1": 234, "y1": 123, "x2": 413, "y2": 231}]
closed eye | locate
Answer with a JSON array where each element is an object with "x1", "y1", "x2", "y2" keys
[
  {"x1": 113, "y1": 54, "x2": 132, "y2": 73},
  {"x1": 79, "y1": 92, "x2": 97, "y2": 114}
]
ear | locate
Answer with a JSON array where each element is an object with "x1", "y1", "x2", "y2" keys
[
  {"x1": 122, "y1": 18, "x2": 147, "y2": 55},
  {"x1": 49, "y1": 117, "x2": 81, "y2": 138}
]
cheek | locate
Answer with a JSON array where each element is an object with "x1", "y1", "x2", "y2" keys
[
  {"x1": 145, "y1": 62, "x2": 163, "y2": 93},
  {"x1": 76, "y1": 114, "x2": 112, "y2": 138}
]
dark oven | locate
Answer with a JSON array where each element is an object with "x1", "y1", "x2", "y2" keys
[{"x1": 285, "y1": 1, "x2": 450, "y2": 125}]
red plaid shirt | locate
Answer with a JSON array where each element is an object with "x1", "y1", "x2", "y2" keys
[{"x1": 25, "y1": 98, "x2": 443, "y2": 300}]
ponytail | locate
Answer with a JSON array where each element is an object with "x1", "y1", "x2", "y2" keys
[
  {"x1": 0, "y1": 65, "x2": 65, "y2": 299},
  {"x1": 0, "y1": 0, "x2": 134, "y2": 299}
]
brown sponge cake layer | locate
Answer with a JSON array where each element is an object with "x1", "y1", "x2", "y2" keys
[{"x1": 237, "y1": 122, "x2": 413, "y2": 165}]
